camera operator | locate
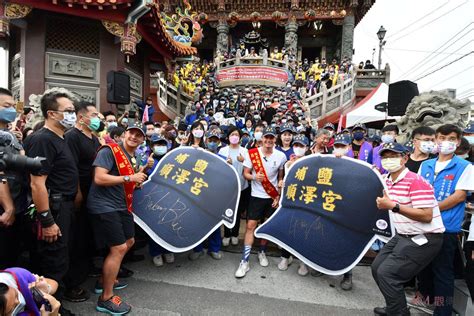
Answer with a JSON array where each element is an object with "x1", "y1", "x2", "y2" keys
[
  {"x1": 23, "y1": 91, "x2": 79, "y2": 316},
  {"x1": 0, "y1": 267, "x2": 60, "y2": 316},
  {"x1": 0, "y1": 88, "x2": 28, "y2": 270}
]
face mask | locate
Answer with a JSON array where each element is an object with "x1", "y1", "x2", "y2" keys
[
  {"x1": 438, "y1": 141, "x2": 457, "y2": 155},
  {"x1": 108, "y1": 121, "x2": 117, "y2": 128},
  {"x1": 57, "y1": 111, "x2": 76, "y2": 129},
  {"x1": 333, "y1": 147, "x2": 349, "y2": 156},
  {"x1": 207, "y1": 141, "x2": 218, "y2": 152},
  {"x1": 381, "y1": 157, "x2": 403, "y2": 173},
  {"x1": 97, "y1": 120, "x2": 106, "y2": 132},
  {"x1": 0, "y1": 107, "x2": 17, "y2": 123},
  {"x1": 153, "y1": 145, "x2": 168, "y2": 156},
  {"x1": 419, "y1": 141, "x2": 435, "y2": 154},
  {"x1": 381, "y1": 134, "x2": 395, "y2": 143},
  {"x1": 88, "y1": 117, "x2": 101, "y2": 131},
  {"x1": 192, "y1": 129, "x2": 204, "y2": 138},
  {"x1": 458, "y1": 153, "x2": 469, "y2": 159},
  {"x1": 296, "y1": 125, "x2": 305, "y2": 132},
  {"x1": 229, "y1": 135, "x2": 240, "y2": 145},
  {"x1": 465, "y1": 136, "x2": 474, "y2": 145},
  {"x1": 353, "y1": 131, "x2": 364, "y2": 141},
  {"x1": 122, "y1": 118, "x2": 129, "y2": 125},
  {"x1": 293, "y1": 147, "x2": 306, "y2": 157},
  {"x1": 281, "y1": 119, "x2": 287, "y2": 124},
  {"x1": 11, "y1": 289, "x2": 26, "y2": 316},
  {"x1": 254, "y1": 131, "x2": 263, "y2": 141}
]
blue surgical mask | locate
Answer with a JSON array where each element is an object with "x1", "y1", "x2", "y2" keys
[
  {"x1": 207, "y1": 141, "x2": 218, "y2": 152},
  {"x1": 353, "y1": 131, "x2": 364, "y2": 141},
  {"x1": 0, "y1": 107, "x2": 17, "y2": 123},
  {"x1": 153, "y1": 145, "x2": 168, "y2": 156}
]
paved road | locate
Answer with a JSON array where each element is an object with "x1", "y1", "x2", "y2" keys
[{"x1": 64, "y1": 249, "x2": 426, "y2": 315}]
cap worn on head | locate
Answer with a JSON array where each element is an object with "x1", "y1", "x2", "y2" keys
[{"x1": 378, "y1": 142, "x2": 406, "y2": 155}]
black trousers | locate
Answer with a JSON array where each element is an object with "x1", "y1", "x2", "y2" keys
[
  {"x1": 224, "y1": 187, "x2": 250, "y2": 238},
  {"x1": 465, "y1": 241, "x2": 474, "y2": 302},
  {"x1": 0, "y1": 212, "x2": 34, "y2": 269},
  {"x1": 31, "y1": 200, "x2": 74, "y2": 298},
  {"x1": 372, "y1": 233, "x2": 443, "y2": 316}
]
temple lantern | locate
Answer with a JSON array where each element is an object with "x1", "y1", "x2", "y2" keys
[
  {"x1": 121, "y1": 23, "x2": 138, "y2": 62},
  {"x1": 198, "y1": 12, "x2": 208, "y2": 25},
  {"x1": 271, "y1": 11, "x2": 284, "y2": 23}
]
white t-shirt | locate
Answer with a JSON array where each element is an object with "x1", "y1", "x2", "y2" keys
[
  {"x1": 243, "y1": 147, "x2": 287, "y2": 199},
  {"x1": 218, "y1": 145, "x2": 249, "y2": 191}
]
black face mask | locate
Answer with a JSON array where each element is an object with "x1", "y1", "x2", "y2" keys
[{"x1": 97, "y1": 121, "x2": 106, "y2": 133}]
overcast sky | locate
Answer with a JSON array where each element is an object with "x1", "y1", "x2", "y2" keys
[{"x1": 353, "y1": 0, "x2": 474, "y2": 101}]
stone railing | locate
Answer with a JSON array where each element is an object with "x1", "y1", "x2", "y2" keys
[
  {"x1": 305, "y1": 76, "x2": 356, "y2": 121},
  {"x1": 215, "y1": 55, "x2": 288, "y2": 70},
  {"x1": 354, "y1": 64, "x2": 391, "y2": 90},
  {"x1": 155, "y1": 73, "x2": 194, "y2": 120}
]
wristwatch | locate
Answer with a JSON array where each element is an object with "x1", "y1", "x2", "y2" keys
[
  {"x1": 392, "y1": 203, "x2": 401, "y2": 213},
  {"x1": 123, "y1": 176, "x2": 131, "y2": 183}
]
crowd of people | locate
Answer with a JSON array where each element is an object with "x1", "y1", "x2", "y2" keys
[{"x1": 0, "y1": 59, "x2": 474, "y2": 316}]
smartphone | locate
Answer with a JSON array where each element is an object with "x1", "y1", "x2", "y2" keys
[{"x1": 31, "y1": 287, "x2": 52, "y2": 312}]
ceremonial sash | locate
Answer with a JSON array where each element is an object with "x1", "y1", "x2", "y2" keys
[
  {"x1": 100, "y1": 143, "x2": 135, "y2": 213},
  {"x1": 248, "y1": 148, "x2": 279, "y2": 199}
]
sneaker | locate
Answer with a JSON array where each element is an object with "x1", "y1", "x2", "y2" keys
[
  {"x1": 235, "y1": 260, "x2": 250, "y2": 278},
  {"x1": 231, "y1": 237, "x2": 239, "y2": 246},
  {"x1": 310, "y1": 270, "x2": 324, "y2": 277},
  {"x1": 277, "y1": 257, "x2": 293, "y2": 271},
  {"x1": 152, "y1": 255, "x2": 163, "y2": 267},
  {"x1": 118, "y1": 266, "x2": 134, "y2": 278},
  {"x1": 373, "y1": 307, "x2": 387, "y2": 315},
  {"x1": 96, "y1": 295, "x2": 131, "y2": 315},
  {"x1": 209, "y1": 251, "x2": 223, "y2": 260},
  {"x1": 222, "y1": 237, "x2": 230, "y2": 247},
  {"x1": 340, "y1": 274, "x2": 353, "y2": 291},
  {"x1": 59, "y1": 306, "x2": 76, "y2": 316},
  {"x1": 188, "y1": 250, "x2": 205, "y2": 261},
  {"x1": 63, "y1": 286, "x2": 90, "y2": 303},
  {"x1": 258, "y1": 251, "x2": 269, "y2": 267},
  {"x1": 94, "y1": 280, "x2": 128, "y2": 294},
  {"x1": 407, "y1": 293, "x2": 434, "y2": 315},
  {"x1": 298, "y1": 263, "x2": 309, "y2": 276},
  {"x1": 164, "y1": 253, "x2": 175, "y2": 263}
]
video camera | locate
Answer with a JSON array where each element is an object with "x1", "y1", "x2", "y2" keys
[{"x1": 0, "y1": 130, "x2": 45, "y2": 173}]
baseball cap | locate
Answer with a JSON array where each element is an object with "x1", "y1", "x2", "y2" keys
[
  {"x1": 255, "y1": 155, "x2": 392, "y2": 274},
  {"x1": 263, "y1": 126, "x2": 277, "y2": 137},
  {"x1": 132, "y1": 147, "x2": 240, "y2": 252},
  {"x1": 323, "y1": 123, "x2": 335, "y2": 130},
  {"x1": 206, "y1": 129, "x2": 221, "y2": 139},
  {"x1": 292, "y1": 134, "x2": 309, "y2": 146},
  {"x1": 280, "y1": 123, "x2": 295, "y2": 134},
  {"x1": 126, "y1": 124, "x2": 146, "y2": 137},
  {"x1": 464, "y1": 120, "x2": 474, "y2": 134},
  {"x1": 378, "y1": 142, "x2": 407, "y2": 155},
  {"x1": 333, "y1": 134, "x2": 351, "y2": 146},
  {"x1": 150, "y1": 134, "x2": 168, "y2": 144},
  {"x1": 351, "y1": 123, "x2": 367, "y2": 131}
]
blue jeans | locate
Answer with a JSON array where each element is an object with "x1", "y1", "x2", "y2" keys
[{"x1": 193, "y1": 229, "x2": 222, "y2": 253}]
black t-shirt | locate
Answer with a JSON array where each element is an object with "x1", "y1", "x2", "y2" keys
[
  {"x1": 352, "y1": 142, "x2": 361, "y2": 158},
  {"x1": 405, "y1": 154, "x2": 436, "y2": 173},
  {"x1": 64, "y1": 128, "x2": 100, "y2": 196},
  {"x1": 24, "y1": 128, "x2": 79, "y2": 197}
]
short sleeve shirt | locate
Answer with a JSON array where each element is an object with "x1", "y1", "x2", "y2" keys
[
  {"x1": 86, "y1": 145, "x2": 133, "y2": 214},
  {"x1": 243, "y1": 147, "x2": 287, "y2": 199}
]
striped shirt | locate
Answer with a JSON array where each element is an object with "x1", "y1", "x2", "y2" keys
[{"x1": 384, "y1": 168, "x2": 445, "y2": 235}]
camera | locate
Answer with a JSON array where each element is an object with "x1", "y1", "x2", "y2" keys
[
  {"x1": 0, "y1": 131, "x2": 45, "y2": 173},
  {"x1": 31, "y1": 286, "x2": 52, "y2": 312}
]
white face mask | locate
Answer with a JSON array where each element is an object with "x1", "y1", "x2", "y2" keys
[
  {"x1": 333, "y1": 147, "x2": 349, "y2": 156},
  {"x1": 438, "y1": 141, "x2": 457, "y2": 155},
  {"x1": 56, "y1": 111, "x2": 76, "y2": 129},
  {"x1": 108, "y1": 121, "x2": 117, "y2": 128},
  {"x1": 192, "y1": 129, "x2": 204, "y2": 138},
  {"x1": 254, "y1": 131, "x2": 263, "y2": 141},
  {"x1": 419, "y1": 141, "x2": 435, "y2": 154},
  {"x1": 381, "y1": 157, "x2": 403, "y2": 173},
  {"x1": 11, "y1": 289, "x2": 26, "y2": 316},
  {"x1": 293, "y1": 147, "x2": 306, "y2": 157},
  {"x1": 381, "y1": 134, "x2": 395, "y2": 144}
]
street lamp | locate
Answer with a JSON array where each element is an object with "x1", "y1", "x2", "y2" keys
[{"x1": 377, "y1": 25, "x2": 387, "y2": 70}]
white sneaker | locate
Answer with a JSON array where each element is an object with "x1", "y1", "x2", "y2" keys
[
  {"x1": 235, "y1": 260, "x2": 250, "y2": 278},
  {"x1": 152, "y1": 255, "x2": 163, "y2": 267},
  {"x1": 222, "y1": 237, "x2": 230, "y2": 247},
  {"x1": 210, "y1": 251, "x2": 223, "y2": 260},
  {"x1": 258, "y1": 251, "x2": 269, "y2": 267},
  {"x1": 297, "y1": 263, "x2": 309, "y2": 276},
  {"x1": 277, "y1": 257, "x2": 293, "y2": 271},
  {"x1": 231, "y1": 237, "x2": 239, "y2": 246},
  {"x1": 164, "y1": 253, "x2": 175, "y2": 264}
]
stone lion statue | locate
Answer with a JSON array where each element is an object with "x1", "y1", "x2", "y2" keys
[{"x1": 397, "y1": 91, "x2": 471, "y2": 142}]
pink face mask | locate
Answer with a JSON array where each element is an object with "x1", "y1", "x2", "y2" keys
[{"x1": 229, "y1": 135, "x2": 240, "y2": 145}]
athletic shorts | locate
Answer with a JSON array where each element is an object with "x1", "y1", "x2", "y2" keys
[
  {"x1": 247, "y1": 196, "x2": 275, "y2": 221},
  {"x1": 91, "y1": 211, "x2": 135, "y2": 249}
]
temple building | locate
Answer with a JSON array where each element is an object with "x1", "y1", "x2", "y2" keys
[{"x1": 0, "y1": 0, "x2": 200, "y2": 119}]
